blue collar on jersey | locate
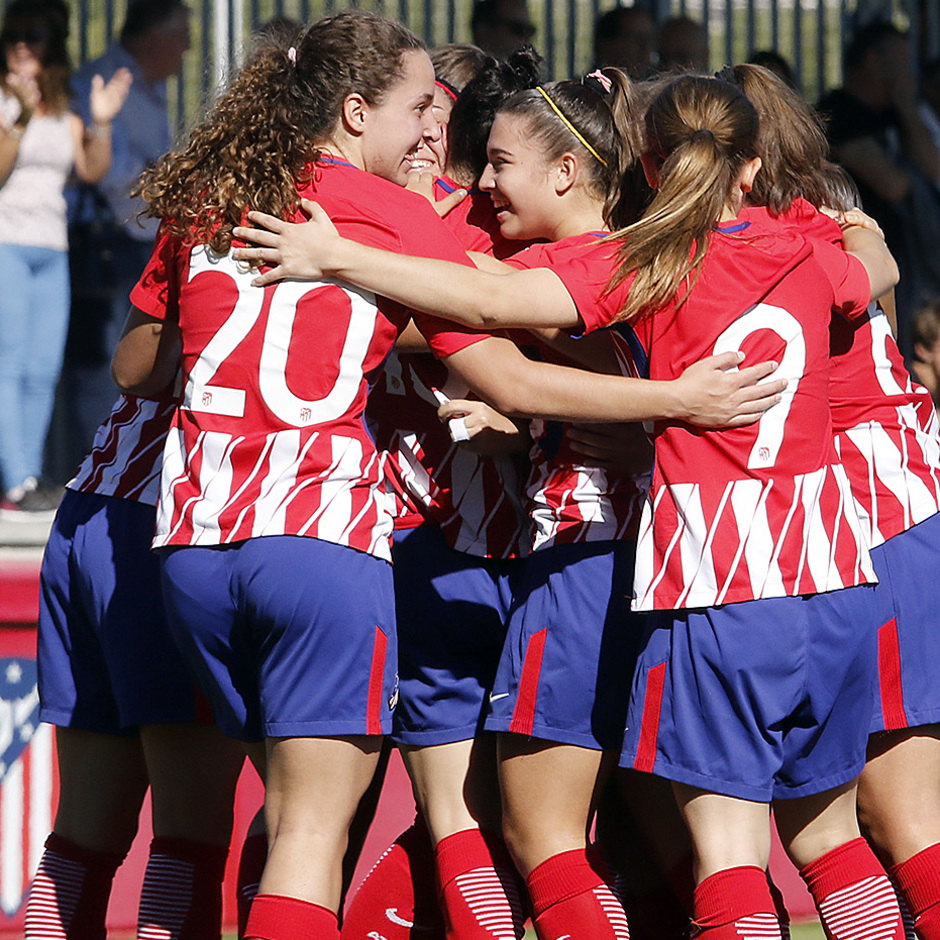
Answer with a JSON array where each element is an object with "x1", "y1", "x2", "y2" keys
[
  {"x1": 318, "y1": 154, "x2": 358, "y2": 170},
  {"x1": 715, "y1": 220, "x2": 751, "y2": 234}
]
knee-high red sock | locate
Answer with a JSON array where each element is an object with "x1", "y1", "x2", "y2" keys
[
  {"x1": 340, "y1": 819, "x2": 444, "y2": 939},
  {"x1": 24, "y1": 832, "x2": 125, "y2": 940},
  {"x1": 245, "y1": 894, "x2": 339, "y2": 940},
  {"x1": 800, "y1": 838, "x2": 904, "y2": 940},
  {"x1": 238, "y1": 833, "x2": 268, "y2": 939},
  {"x1": 435, "y1": 828, "x2": 526, "y2": 940},
  {"x1": 691, "y1": 866, "x2": 784, "y2": 940},
  {"x1": 137, "y1": 836, "x2": 229, "y2": 940},
  {"x1": 891, "y1": 843, "x2": 940, "y2": 940},
  {"x1": 526, "y1": 847, "x2": 629, "y2": 940}
]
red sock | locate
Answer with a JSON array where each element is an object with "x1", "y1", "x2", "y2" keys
[
  {"x1": 238, "y1": 833, "x2": 268, "y2": 939},
  {"x1": 436, "y1": 828, "x2": 526, "y2": 940},
  {"x1": 800, "y1": 838, "x2": 904, "y2": 940},
  {"x1": 244, "y1": 894, "x2": 339, "y2": 940},
  {"x1": 137, "y1": 837, "x2": 229, "y2": 940},
  {"x1": 526, "y1": 847, "x2": 629, "y2": 940},
  {"x1": 891, "y1": 843, "x2": 940, "y2": 940},
  {"x1": 691, "y1": 865, "x2": 784, "y2": 940},
  {"x1": 24, "y1": 833, "x2": 125, "y2": 940},
  {"x1": 341, "y1": 819, "x2": 444, "y2": 939}
]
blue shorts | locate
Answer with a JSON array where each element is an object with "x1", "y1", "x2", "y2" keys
[
  {"x1": 620, "y1": 586, "x2": 878, "y2": 801},
  {"x1": 483, "y1": 540, "x2": 642, "y2": 751},
  {"x1": 391, "y1": 525, "x2": 522, "y2": 746},
  {"x1": 159, "y1": 536, "x2": 397, "y2": 743},
  {"x1": 38, "y1": 489, "x2": 202, "y2": 733},
  {"x1": 868, "y1": 511, "x2": 940, "y2": 733}
]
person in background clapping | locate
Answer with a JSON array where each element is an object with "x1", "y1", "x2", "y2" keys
[{"x1": 0, "y1": 0, "x2": 131, "y2": 515}]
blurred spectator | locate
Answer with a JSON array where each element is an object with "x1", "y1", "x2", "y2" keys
[
  {"x1": 62, "y1": 0, "x2": 190, "y2": 463},
  {"x1": 912, "y1": 297, "x2": 940, "y2": 411},
  {"x1": 748, "y1": 49, "x2": 797, "y2": 88},
  {"x1": 0, "y1": 0, "x2": 130, "y2": 513},
  {"x1": 920, "y1": 57, "x2": 940, "y2": 160},
  {"x1": 657, "y1": 15, "x2": 708, "y2": 73},
  {"x1": 818, "y1": 21, "x2": 940, "y2": 357},
  {"x1": 593, "y1": 4, "x2": 655, "y2": 77},
  {"x1": 471, "y1": 0, "x2": 535, "y2": 60}
]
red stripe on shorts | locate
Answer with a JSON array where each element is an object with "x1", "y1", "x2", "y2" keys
[
  {"x1": 633, "y1": 662, "x2": 667, "y2": 773},
  {"x1": 510, "y1": 628, "x2": 548, "y2": 736},
  {"x1": 877, "y1": 618, "x2": 907, "y2": 730},
  {"x1": 367, "y1": 627, "x2": 388, "y2": 735}
]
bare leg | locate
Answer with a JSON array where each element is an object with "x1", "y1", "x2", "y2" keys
[
  {"x1": 499, "y1": 735, "x2": 611, "y2": 877},
  {"x1": 672, "y1": 783, "x2": 771, "y2": 882},
  {"x1": 53, "y1": 726, "x2": 149, "y2": 852},
  {"x1": 259, "y1": 734, "x2": 384, "y2": 911},
  {"x1": 401, "y1": 735, "x2": 500, "y2": 844},
  {"x1": 858, "y1": 727, "x2": 940, "y2": 865}
]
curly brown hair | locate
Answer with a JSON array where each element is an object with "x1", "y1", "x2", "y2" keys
[{"x1": 136, "y1": 11, "x2": 424, "y2": 253}]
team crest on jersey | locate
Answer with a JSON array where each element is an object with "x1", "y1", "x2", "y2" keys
[{"x1": 0, "y1": 658, "x2": 54, "y2": 918}]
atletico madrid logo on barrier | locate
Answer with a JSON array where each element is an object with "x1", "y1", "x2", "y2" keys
[{"x1": 0, "y1": 658, "x2": 53, "y2": 918}]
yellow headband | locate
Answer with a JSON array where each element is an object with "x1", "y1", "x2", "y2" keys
[{"x1": 535, "y1": 85, "x2": 608, "y2": 167}]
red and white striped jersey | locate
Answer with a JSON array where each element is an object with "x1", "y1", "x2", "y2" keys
[
  {"x1": 745, "y1": 201, "x2": 940, "y2": 548},
  {"x1": 366, "y1": 350, "x2": 529, "y2": 558},
  {"x1": 67, "y1": 393, "x2": 176, "y2": 506},
  {"x1": 363, "y1": 179, "x2": 530, "y2": 558},
  {"x1": 131, "y1": 158, "x2": 472, "y2": 558},
  {"x1": 831, "y1": 306, "x2": 940, "y2": 546},
  {"x1": 504, "y1": 234, "x2": 652, "y2": 550},
  {"x1": 559, "y1": 218, "x2": 876, "y2": 610}
]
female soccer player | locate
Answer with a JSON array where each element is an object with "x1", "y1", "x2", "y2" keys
[
  {"x1": 231, "y1": 74, "x2": 901, "y2": 940},
  {"x1": 726, "y1": 61, "x2": 940, "y2": 940},
  {"x1": 28, "y1": 389, "x2": 246, "y2": 940}
]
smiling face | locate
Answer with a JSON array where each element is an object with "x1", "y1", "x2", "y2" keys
[
  {"x1": 479, "y1": 111, "x2": 561, "y2": 240},
  {"x1": 408, "y1": 85, "x2": 454, "y2": 175},
  {"x1": 358, "y1": 48, "x2": 441, "y2": 186}
]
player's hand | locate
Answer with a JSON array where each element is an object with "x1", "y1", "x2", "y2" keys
[
  {"x1": 821, "y1": 205, "x2": 884, "y2": 238},
  {"x1": 89, "y1": 68, "x2": 132, "y2": 126},
  {"x1": 674, "y1": 351, "x2": 786, "y2": 428},
  {"x1": 233, "y1": 199, "x2": 339, "y2": 285},
  {"x1": 438, "y1": 398, "x2": 531, "y2": 455},
  {"x1": 567, "y1": 422, "x2": 654, "y2": 475},
  {"x1": 405, "y1": 170, "x2": 467, "y2": 218}
]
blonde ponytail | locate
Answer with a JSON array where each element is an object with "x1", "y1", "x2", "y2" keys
[{"x1": 607, "y1": 76, "x2": 759, "y2": 322}]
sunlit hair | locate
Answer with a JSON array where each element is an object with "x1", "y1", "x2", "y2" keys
[
  {"x1": 0, "y1": 0, "x2": 71, "y2": 114},
  {"x1": 445, "y1": 44, "x2": 542, "y2": 183},
  {"x1": 136, "y1": 11, "x2": 423, "y2": 252},
  {"x1": 608, "y1": 75, "x2": 759, "y2": 322},
  {"x1": 718, "y1": 63, "x2": 850, "y2": 214},
  {"x1": 496, "y1": 67, "x2": 641, "y2": 228},
  {"x1": 430, "y1": 43, "x2": 488, "y2": 94}
]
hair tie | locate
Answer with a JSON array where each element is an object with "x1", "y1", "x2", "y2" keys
[
  {"x1": 435, "y1": 78, "x2": 459, "y2": 102},
  {"x1": 585, "y1": 69, "x2": 613, "y2": 94},
  {"x1": 690, "y1": 128, "x2": 715, "y2": 143},
  {"x1": 535, "y1": 86, "x2": 608, "y2": 167},
  {"x1": 287, "y1": 46, "x2": 297, "y2": 65}
]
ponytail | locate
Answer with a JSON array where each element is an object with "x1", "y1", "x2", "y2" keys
[
  {"x1": 608, "y1": 76, "x2": 758, "y2": 322},
  {"x1": 136, "y1": 11, "x2": 423, "y2": 252}
]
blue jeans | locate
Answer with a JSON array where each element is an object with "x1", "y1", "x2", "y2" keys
[{"x1": 0, "y1": 243, "x2": 70, "y2": 491}]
